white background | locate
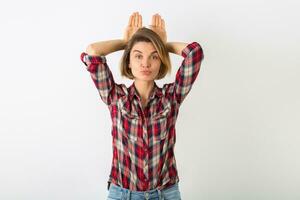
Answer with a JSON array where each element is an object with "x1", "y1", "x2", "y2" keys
[{"x1": 1, "y1": 0, "x2": 300, "y2": 199}]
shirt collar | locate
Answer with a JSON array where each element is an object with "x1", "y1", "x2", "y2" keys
[{"x1": 129, "y1": 81, "x2": 163, "y2": 100}]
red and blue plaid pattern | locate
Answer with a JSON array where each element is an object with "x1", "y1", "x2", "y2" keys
[{"x1": 80, "y1": 42, "x2": 204, "y2": 191}]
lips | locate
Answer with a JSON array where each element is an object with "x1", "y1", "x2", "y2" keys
[{"x1": 140, "y1": 71, "x2": 152, "y2": 76}]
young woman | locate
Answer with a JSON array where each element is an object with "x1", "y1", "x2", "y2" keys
[{"x1": 80, "y1": 12, "x2": 204, "y2": 200}]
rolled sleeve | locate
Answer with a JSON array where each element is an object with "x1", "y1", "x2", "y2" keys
[
  {"x1": 80, "y1": 52, "x2": 107, "y2": 73},
  {"x1": 173, "y1": 42, "x2": 204, "y2": 105},
  {"x1": 80, "y1": 52, "x2": 117, "y2": 105}
]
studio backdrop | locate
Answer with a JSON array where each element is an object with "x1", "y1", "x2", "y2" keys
[{"x1": 0, "y1": 0, "x2": 299, "y2": 199}]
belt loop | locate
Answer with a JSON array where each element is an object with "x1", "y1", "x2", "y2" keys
[
  {"x1": 126, "y1": 189, "x2": 131, "y2": 200},
  {"x1": 107, "y1": 182, "x2": 111, "y2": 191},
  {"x1": 157, "y1": 188, "x2": 163, "y2": 200}
]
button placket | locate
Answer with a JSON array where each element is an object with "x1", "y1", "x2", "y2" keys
[
  {"x1": 145, "y1": 192, "x2": 149, "y2": 200},
  {"x1": 142, "y1": 117, "x2": 148, "y2": 144},
  {"x1": 144, "y1": 159, "x2": 149, "y2": 180}
]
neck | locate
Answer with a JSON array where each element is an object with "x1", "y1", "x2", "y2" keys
[{"x1": 134, "y1": 80, "x2": 155, "y2": 100}]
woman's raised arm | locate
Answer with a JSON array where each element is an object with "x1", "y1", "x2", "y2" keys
[
  {"x1": 86, "y1": 12, "x2": 142, "y2": 56},
  {"x1": 86, "y1": 39, "x2": 126, "y2": 56},
  {"x1": 149, "y1": 14, "x2": 188, "y2": 56},
  {"x1": 166, "y1": 42, "x2": 189, "y2": 56}
]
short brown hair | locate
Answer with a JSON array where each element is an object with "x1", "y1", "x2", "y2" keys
[{"x1": 120, "y1": 27, "x2": 171, "y2": 80}]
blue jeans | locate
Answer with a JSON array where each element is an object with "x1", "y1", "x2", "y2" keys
[{"x1": 107, "y1": 183, "x2": 182, "y2": 200}]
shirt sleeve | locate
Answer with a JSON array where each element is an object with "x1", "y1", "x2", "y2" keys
[
  {"x1": 80, "y1": 52, "x2": 117, "y2": 105},
  {"x1": 173, "y1": 42, "x2": 204, "y2": 105}
]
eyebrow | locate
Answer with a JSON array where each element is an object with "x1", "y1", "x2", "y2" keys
[{"x1": 132, "y1": 50, "x2": 158, "y2": 54}]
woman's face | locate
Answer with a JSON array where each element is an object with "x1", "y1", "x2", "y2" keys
[{"x1": 129, "y1": 41, "x2": 161, "y2": 81}]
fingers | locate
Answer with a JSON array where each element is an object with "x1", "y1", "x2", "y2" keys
[
  {"x1": 128, "y1": 12, "x2": 142, "y2": 27},
  {"x1": 128, "y1": 12, "x2": 143, "y2": 27},
  {"x1": 151, "y1": 14, "x2": 156, "y2": 27},
  {"x1": 138, "y1": 14, "x2": 142, "y2": 27},
  {"x1": 158, "y1": 16, "x2": 161, "y2": 27},
  {"x1": 151, "y1": 13, "x2": 164, "y2": 28},
  {"x1": 134, "y1": 13, "x2": 138, "y2": 26},
  {"x1": 129, "y1": 12, "x2": 166, "y2": 29},
  {"x1": 155, "y1": 14, "x2": 158, "y2": 26},
  {"x1": 128, "y1": 14, "x2": 133, "y2": 26}
]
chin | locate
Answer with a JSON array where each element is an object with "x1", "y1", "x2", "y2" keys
[{"x1": 136, "y1": 77, "x2": 155, "y2": 82}]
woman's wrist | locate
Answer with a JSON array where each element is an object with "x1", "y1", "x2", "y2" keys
[
  {"x1": 87, "y1": 39, "x2": 126, "y2": 56},
  {"x1": 166, "y1": 42, "x2": 188, "y2": 56}
]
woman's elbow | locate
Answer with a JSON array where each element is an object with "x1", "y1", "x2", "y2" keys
[{"x1": 86, "y1": 44, "x2": 98, "y2": 56}]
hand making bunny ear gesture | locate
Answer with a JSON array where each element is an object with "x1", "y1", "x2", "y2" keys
[
  {"x1": 123, "y1": 12, "x2": 167, "y2": 44},
  {"x1": 123, "y1": 12, "x2": 143, "y2": 43},
  {"x1": 149, "y1": 13, "x2": 167, "y2": 44}
]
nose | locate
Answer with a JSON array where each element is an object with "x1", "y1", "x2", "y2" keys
[{"x1": 141, "y1": 58, "x2": 151, "y2": 68}]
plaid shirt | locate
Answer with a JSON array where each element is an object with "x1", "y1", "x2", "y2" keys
[{"x1": 80, "y1": 42, "x2": 204, "y2": 191}]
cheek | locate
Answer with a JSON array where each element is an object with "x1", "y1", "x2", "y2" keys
[{"x1": 129, "y1": 58, "x2": 139, "y2": 68}]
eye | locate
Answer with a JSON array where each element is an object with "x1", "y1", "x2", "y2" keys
[
  {"x1": 152, "y1": 55, "x2": 159, "y2": 60},
  {"x1": 135, "y1": 55, "x2": 142, "y2": 59}
]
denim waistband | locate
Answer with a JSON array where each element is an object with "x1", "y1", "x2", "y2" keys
[{"x1": 109, "y1": 182, "x2": 179, "y2": 200}]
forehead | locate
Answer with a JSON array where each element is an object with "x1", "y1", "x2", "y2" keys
[{"x1": 131, "y1": 42, "x2": 157, "y2": 54}]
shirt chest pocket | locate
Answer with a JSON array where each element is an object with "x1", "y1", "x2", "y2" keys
[
  {"x1": 150, "y1": 102, "x2": 171, "y2": 141},
  {"x1": 119, "y1": 103, "x2": 140, "y2": 142}
]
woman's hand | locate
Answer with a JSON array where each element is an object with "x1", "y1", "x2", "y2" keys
[
  {"x1": 149, "y1": 14, "x2": 167, "y2": 44},
  {"x1": 123, "y1": 12, "x2": 142, "y2": 43}
]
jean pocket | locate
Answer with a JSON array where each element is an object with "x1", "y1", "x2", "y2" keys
[
  {"x1": 107, "y1": 186, "x2": 123, "y2": 200},
  {"x1": 162, "y1": 184, "x2": 181, "y2": 200}
]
